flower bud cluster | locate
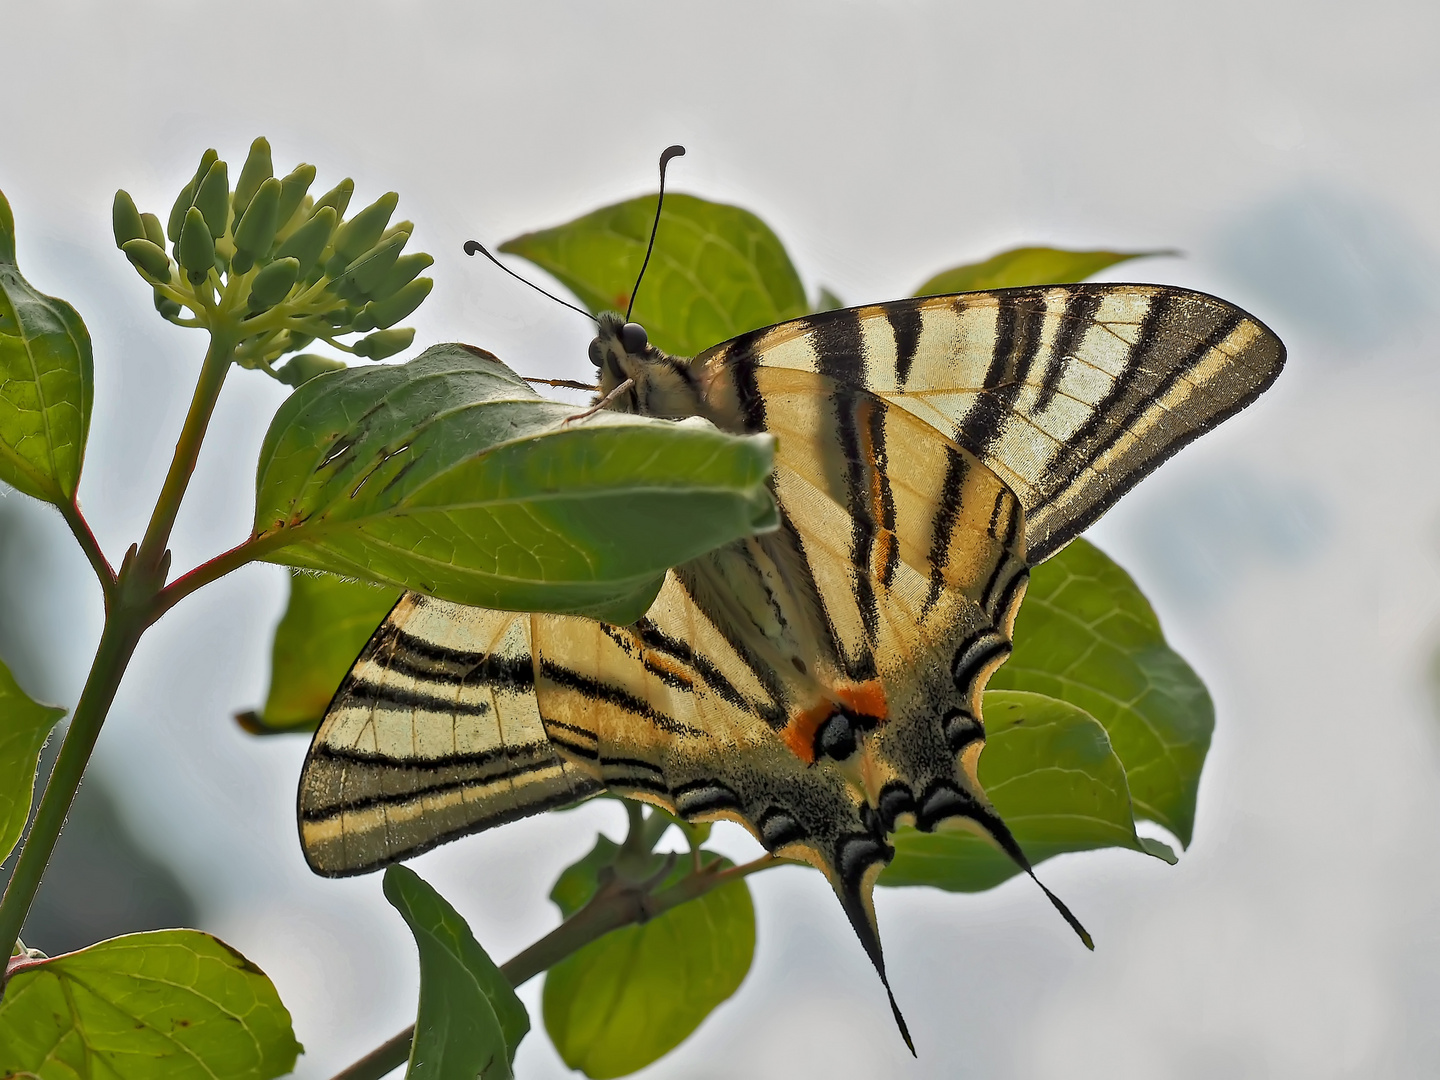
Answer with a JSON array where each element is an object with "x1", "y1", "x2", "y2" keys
[{"x1": 113, "y1": 138, "x2": 433, "y2": 382}]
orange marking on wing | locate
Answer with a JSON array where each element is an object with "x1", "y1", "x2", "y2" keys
[
  {"x1": 642, "y1": 652, "x2": 693, "y2": 690},
  {"x1": 780, "y1": 681, "x2": 889, "y2": 764},
  {"x1": 837, "y1": 681, "x2": 887, "y2": 722},
  {"x1": 783, "y1": 701, "x2": 832, "y2": 763}
]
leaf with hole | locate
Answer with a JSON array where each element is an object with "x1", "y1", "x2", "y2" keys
[{"x1": 252, "y1": 343, "x2": 778, "y2": 624}]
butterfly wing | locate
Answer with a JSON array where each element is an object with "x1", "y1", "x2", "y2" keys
[
  {"x1": 299, "y1": 281, "x2": 1281, "y2": 1038},
  {"x1": 298, "y1": 596, "x2": 604, "y2": 876},
  {"x1": 296, "y1": 382, "x2": 1030, "y2": 1027},
  {"x1": 696, "y1": 283, "x2": 1285, "y2": 563}
]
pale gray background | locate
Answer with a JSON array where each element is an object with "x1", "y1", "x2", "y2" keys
[{"x1": 2, "y1": 1, "x2": 1439, "y2": 1077}]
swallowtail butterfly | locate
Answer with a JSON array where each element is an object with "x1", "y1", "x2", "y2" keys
[{"x1": 297, "y1": 160, "x2": 1285, "y2": 1045}]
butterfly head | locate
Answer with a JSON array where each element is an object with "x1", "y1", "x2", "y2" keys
[
  {"x1": 587, "y1": 311, "x2": 708, "y2": 420},
  {"x1": 588, "y1": 311, "x2": 651, "y2": 389}
]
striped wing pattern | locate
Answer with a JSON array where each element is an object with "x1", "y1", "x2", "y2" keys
[
  {"x1": 696, "y1": 284, "x2": 1285, "y2": 563},
  {"x1": 300, "y1": 383, "x2": 1030, "y2": 1030},
  {"x1": 299, "y1": 283, "x2": 1283, "y2": 1031},
  {"x1": 299, "y1": 382, "x2": 1029, "y2": 877},
  {"x1": 299, "y1": 597, "x2": 603, "y2": 874}
]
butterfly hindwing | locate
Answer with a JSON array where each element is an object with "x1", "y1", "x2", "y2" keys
[{"x1": 299, "y1": 595, "x2": 603, "y2": 876}]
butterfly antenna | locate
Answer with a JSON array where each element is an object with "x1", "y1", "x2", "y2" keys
[
  {"x1": 463, "y1": 239, "x2": 598, "y2": 324},
  {"x1": 625, "y1": 144, "x2": 686, "y2": 322}
]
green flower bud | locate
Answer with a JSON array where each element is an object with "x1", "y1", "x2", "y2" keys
[
  {"x1": 191, "y1": 148, "x2": 219, "y2": 188},
  {"x1": 248, "y1": 257, "x2": 300, "y2": 310},
  {"x1": 122, "y1": 238, "x2": 173, "y2": 282},
  {"x1": 193, "y1": 159, "x2": 230, "y2": 239},
  {"x1": 360, "y1": 276, "x2": 431, "y2": 329},
  {"x1": 277, "y1": 353, "x2": 347, "y2": 387},
  {"x1": 167, "y1": 179, "x2": 197, "y2": 249},
  {"x1": 333, "y1": 276, "x2": 367, "y2": 305},
  {"x1": 274, "y1": 205, "x2": 336, "y2": 277},
  {"x1": 233, "y1": 137, "x2": 273, "y2": 220},
  {"x1": 332, "y1": 191, "x2": 399, "y2": 264},
  {"x1": 153, "y1": 289, "x2": 182, "y2": 321},
  {"x1": 370, "y1": 251, "x2": 433, "y2": 302},
  {"x1": 351, "y1": 308, "x2": 375, "y2": 332},
  {"x1": 312, "y1": 178, "x2": 354, "y2": 219},
  {"x1": 232, "y1": 176, "x2": 283, "y2": 272},
  {"x1": 141, "y1": 213, "x2": 166, "y2": 248},
  {"x1": 112, "y1": 190, "x2": 145, "y2": 248},
  {"x1": 179, "y1": 206, "x2": 216, "y2": 277},
  {"x1": 275, "y1": 164, "x2": 316, "y2": 233},
  {"x1": 352, "y1": 327, "x2": 414, "y2": 361},
  {"x1": 341, "y1": 232, "x2": 408, "y2": 298},
  {"x1": 164, "y1": 150, "x2": 219, "y2": 258}
]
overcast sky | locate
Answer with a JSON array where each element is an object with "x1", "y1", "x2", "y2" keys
[{"x1": 3, "y1": 2, "x2": 1440, "y2": 1077}]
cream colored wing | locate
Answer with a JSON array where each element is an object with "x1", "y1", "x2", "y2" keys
[
  {"x1": 696, "y1": 284, "x2": 1285, "y2": 563},
  {"x1": 298, "y1": 595, "x2": 603, "y2": 876},
  {"x1": 297, "y1": 378, "x2": 1062, "y2": 1040}
]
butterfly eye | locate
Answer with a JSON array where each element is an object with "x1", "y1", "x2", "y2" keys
[
  {"x1": 620, "y1": 321, "x2": 648, "y2": 354},
  {"x1": 587, "y1": 339, "x2": 604, "y2": 366}
]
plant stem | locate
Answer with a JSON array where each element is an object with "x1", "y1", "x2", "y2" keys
[
  {"x1": 0, "y1": 609, "x2": 144, "y2": 960},
  {"x1": 58, "y1": 497, "x2": 116, "y2": 602},
  {"x1": 328, "y1": 852, "x2": 785, "y2": 1080},
  {"x1": 135, "y1": 331, "x2": 237, "y2": 577},
  {"x1": 0, "y1": 324, "x2": 243, "y2": 967},
  {"x1": 153, "y1": 536, "x2": 265, "y2": 620}
]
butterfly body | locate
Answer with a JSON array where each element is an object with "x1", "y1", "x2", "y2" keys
[{"x1": 299, "y1": 282, "x2": 1283, "y2": 1037}]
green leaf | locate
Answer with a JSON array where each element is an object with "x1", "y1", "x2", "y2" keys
[
  {"x1": 547, "y1": 834, "x2": 626, "y2": 920},
  {"x1": 882, "y1": 690, "x2": 1171, "y2": 893},
  {"x1": 252, "y1": 343, "x2": 778, "y2": 623},
  {"x1": 0, "y1": 657, "x2": 65, "y2": 862},
  {"x1": 383, "y1": 864, "x2": 529, "y2": 1080},
  {"x1": 543, "y1": 838, "x2": 755, "y2": 1079},
  {"x1": 0, "y1": 189, "x2": 94, "y2": 504},
  {"x1": 988, "y1": 538, "x2": 1212, "y2": 845},
  {"x1": 0, "y1": 929, "x2": 302, "y2": 1080},
  {"x1": 500, "y1": 193, "x2": 808, "y2": 357},
  {"x1": 913, "y1": 246, "x2": 1170, "y2": 296},
  {"x1": 238, "y1": 570, "x2": 399, "y2": 734}
]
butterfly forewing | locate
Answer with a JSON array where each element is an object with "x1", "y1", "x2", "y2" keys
[{"x1": 699, "y1": 284, "x2": 1284, "y2": 563}]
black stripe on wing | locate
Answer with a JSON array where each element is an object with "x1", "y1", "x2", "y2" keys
[
  {"x1": 538, "y1": 659, "x2": 706, "y2": 737},
  {"x1": 955, "y1": 291, "x2": 1046, "y2": 456},
  {"x1": 1026, "y1": 302, "x2": 1253, "y2": 559},
  {"x1": 299, "y1": 742, "x2": 561, "y2": 822}
]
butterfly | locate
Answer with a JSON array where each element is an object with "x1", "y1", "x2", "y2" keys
[{"x1": 297, "y1": 242, "x2": 1284, "y2": 1043}]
